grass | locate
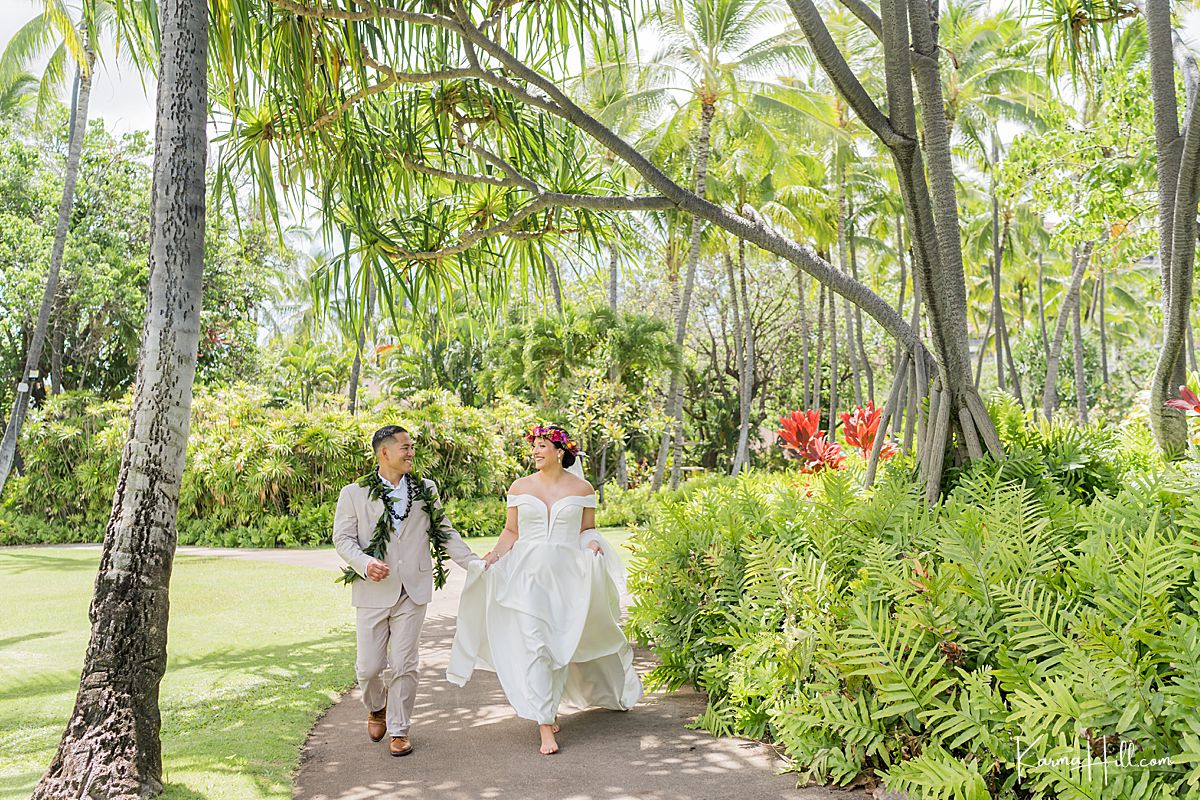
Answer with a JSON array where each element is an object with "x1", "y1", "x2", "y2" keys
[
  {"x1": 0, "y1": 547, "x2": 355, "y2": 800},
  {"x1": 0, "y1": 529, "x2": 635, "y2": 799}
]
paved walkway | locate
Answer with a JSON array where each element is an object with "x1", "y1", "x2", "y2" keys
[{"x1": 184, "y1": 546, "x2": 850, "y2": 800}]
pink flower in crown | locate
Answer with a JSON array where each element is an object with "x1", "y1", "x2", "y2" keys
[{"x1": 526, "y1": 423, "x2": 579, "y2": 453}]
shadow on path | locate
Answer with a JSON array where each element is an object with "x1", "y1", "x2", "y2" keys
[{"x1": 291, "y1": 564, "x2": 851, "y2": 800}]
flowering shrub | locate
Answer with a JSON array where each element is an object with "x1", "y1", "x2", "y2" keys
[
  {"x1": 839, "y1": 402, "x2": 898, "y2": 460},
  {"x1": 777, "y1": 409, "x2": 845, "y2": 473},
  {"x1": 3, "y1": 386, "x2": 536, "y2": 545}
]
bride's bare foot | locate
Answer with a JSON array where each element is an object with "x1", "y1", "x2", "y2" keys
[{"x1": 539, "y1": 724, "x2": 559, "y2": 755}]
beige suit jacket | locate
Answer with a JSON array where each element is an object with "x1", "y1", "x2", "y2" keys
[{"x1": 332, "y1": 476, "x2": 480, "y2": 607}]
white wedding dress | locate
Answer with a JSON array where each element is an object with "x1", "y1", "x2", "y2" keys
[{"x1": 446, "y1": 492, "x2": 643, "y2": 724}]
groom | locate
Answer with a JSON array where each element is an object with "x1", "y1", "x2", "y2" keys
[{"x1": 333, "y1": 425, "x2": 483, "y2": 756}]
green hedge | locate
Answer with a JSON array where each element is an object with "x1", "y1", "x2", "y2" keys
[
  {"x1": 627, "y1": 451, "x2": 1200, "y2": 797},
  {"x1": 1, "y1": 386, "x2": 538, "y2": 546}
]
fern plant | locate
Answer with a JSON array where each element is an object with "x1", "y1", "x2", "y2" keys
[{"x1": 630, "y1": 450, "x2": 1200, "y2": 800}]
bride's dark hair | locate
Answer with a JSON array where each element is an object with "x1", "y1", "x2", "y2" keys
[{"x1": 527, "y1": 423, "x2": 577, "y2": 469}]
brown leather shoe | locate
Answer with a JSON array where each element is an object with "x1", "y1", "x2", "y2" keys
[
  {"x1": 389, "y1": 736, "x2": 413, "y2": 757},
  {"x1": 367, "y1": 708, "x2": 386, "y2": 743}
]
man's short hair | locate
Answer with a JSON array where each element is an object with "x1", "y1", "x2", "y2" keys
[{"x1": 372, "y1": 425, "x2": 409, "y2": 453}]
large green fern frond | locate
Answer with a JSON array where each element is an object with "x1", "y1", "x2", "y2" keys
[
  {"x1": 882, "y1": 745, "x2": 991, "y2": 800},
  {"x1": 842, "y1": 601, "x2": 955, "y2": 721}
]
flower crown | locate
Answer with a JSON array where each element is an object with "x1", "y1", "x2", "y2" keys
[{"x1": 526, "y1": 424, "x2": 580, "y2": 455}]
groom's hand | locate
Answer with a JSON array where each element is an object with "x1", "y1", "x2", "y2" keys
[{"x1": 366, "y1": 559, "x2": 390, "y2": 581}]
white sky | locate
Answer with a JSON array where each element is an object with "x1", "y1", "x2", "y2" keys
[
  {"x1": 0, "y1": 5, "x2": 155, "y2": 134},
  {"x1": 4, "y1": 4, "x2": 1200, "y2": 140}
]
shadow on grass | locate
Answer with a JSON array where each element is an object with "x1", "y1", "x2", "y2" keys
[
  {"x1": 2, "y1": 628, "x2": 357, "y2": 800},
  {"x1": 0, "y1": 630, "x2": 56, "y2": 650},
  {"x1": 0, "y1": 550, "x2": 100, "y2": 575},
  {"x1": 0, "y1": 669, "x2": 83, "y2": 705},
  {"x1": 161, "y1": 783, "x2": 217, "y2": 800}
]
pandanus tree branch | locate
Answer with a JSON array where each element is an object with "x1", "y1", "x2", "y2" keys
[
  {"x1": 835, "y1": 0, "x2": 883, "y2": 39},
  {"x1": 229, "y1": 0, "x2": 1005, "y2": 497},
  {"x1": 253, "y1": 0, "x2": 927, "y2": 356}
]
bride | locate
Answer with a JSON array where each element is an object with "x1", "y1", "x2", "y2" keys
[{"x1": 446, "y1": 423, "x2": 643, "y2": 754}]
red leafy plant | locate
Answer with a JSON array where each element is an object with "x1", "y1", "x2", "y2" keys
[
  {"x1": 778, "y1": 409, "x2": 845, "y2": 473},
  {"x1": 1166, "y1": 385, "x2": 1200, "y2": 414},
  {"x1": 839, "y1": 402, "x2": 899, "y2": 460}
]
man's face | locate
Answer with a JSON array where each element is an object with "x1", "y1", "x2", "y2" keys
[{"x1": 380, "y1": 432, "x2": 416, "y2": 475}]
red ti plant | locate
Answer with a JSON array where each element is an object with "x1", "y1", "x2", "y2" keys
[
  {"x1": 778, "y1": 409, "x2": 845, "y2": 473},
  {"x1": 1166, "y1": 385, "x2": 1200, "y2": 414},
  {"x1": 839, "y1": 402, "x2": 899, "y2": 460}
]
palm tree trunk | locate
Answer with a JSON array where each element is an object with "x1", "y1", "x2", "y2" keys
[
  {"x1": 32, "y1": 1, "x2": 207, "y2": 795},
  {"x1": 50, "y1": 294, "x2": 65, "y2": 395},
  {"x1": 892, "y1": 212, "x2": 908, "y2": 369},
  {"x1": 836, "y1": 178, "x2": 863, "y2": 408},
  {"x1": 1099, "y1": 267, "x2": 1109, "y2": 382},
  {"x1": 867, "y1": 0, "x2": 1001, "y2": 499},
  {"x1": 732, "y1": 238, "x2": 754, "y2": 474},
  {"x1": 844, "y1": 295, "x2": 861, "y2": 407},
  {"x1": 347, "y1": 270, "x2": 375, "y2": 414},
  {"x1": 725, "y1": 249, "x2": 745, "y2": 474},
  {"x1": 1072, "y1": 279, "x2": 1088, "y2": 423},
  {"x1": 544, "y1": 250, "x2": 564, "y2": 315},
  {"x1": 1042, "y1": 244, "x2": 1090, "y2": 419},
  {"x1": 608, "y1": 242, "x2": 619, "y2": 311},
  {"x1": 904, "y1": 268, "x2": 924, "y2": 453},
  {"x1": 1187, "y1": 313, "x2": 1196, "y2": 374},
  {"x1": 828, "y1": 290, "x2": 839, "y2": 434},
  {"x1": 606, "y1": 241, "x2": 625, "y2": 489},
  {"x1": 848, "y1": 202, "x2": 873, "y2": 400},
  {"x1": 1018, "y1": 279, "x2": 1026, "y2": 330},
  {"x1": 0, "y1": 41, "x2": 95, "y2": 495},
  {"x1": 796, "y1": 268, "x2": 812, "y2": 411},
  {"x1": 974, "y1": 315, "x2": 992, "y2": 389},
  {"x1": 654, "y1": 98, "x2": 714, "y2": 491},
  {"x1": 990, "y1": 137, "x2": 1007, "y2": 392},
  {"x1": 999, "y1": 314, "x2": 1023, "y2": 406},
  {"x1": 1037, "y1": 253, "x2": 1049, "y2": 359},
  {"x1": 813, "y1": 282, "x2": 826, "y2": 411},
  {"x1": 995, "y1": 215, "x2": 1023, "y2": 404}
]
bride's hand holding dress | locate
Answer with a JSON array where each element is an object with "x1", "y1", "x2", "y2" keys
[{"x1": 446, "y1": 473, "x2": 643, "y2": 754}]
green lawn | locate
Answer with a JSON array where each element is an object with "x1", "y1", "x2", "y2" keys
[
  {"x1": 0, "y1": 548, "x2": 356, "y2": 800},
  {"x1": 0, "y1": 530, "x2": 636, "y2": 799}
]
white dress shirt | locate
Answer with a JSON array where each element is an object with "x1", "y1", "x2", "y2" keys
[{"x1": 378, "y1": 472, "x2": 412, "y2": 524}]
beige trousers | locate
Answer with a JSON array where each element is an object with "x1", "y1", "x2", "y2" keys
[{"x1": 355, "y1": 589, "x2": 427, "y2": 737}]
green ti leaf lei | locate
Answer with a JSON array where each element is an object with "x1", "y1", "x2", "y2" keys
[{"x1": 337, "y1": 472, "x2": 452, "y2": 590}]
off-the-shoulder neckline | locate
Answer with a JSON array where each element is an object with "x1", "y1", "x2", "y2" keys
[{"x1": 507, "y1": 492, "x2": 596, "y2": 515}]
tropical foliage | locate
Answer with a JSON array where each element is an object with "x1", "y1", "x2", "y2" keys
[
  {"x1": 627, "y1": 425, "x2": 1200, "y2": 797},
  {"x1": 0, "y1": 387, "x2": 537, "y2": 546}
]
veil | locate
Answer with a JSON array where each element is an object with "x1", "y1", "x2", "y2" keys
[{"x1": 566, "y1": 455, "x2": 586, "y2": 480}]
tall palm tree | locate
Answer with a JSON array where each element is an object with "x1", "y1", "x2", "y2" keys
[
  {"x1": 0, "y1": 69, "x2": 39, "y2": 120},
  {"x1": 941, "y1": 0, "x2": 1045, "y2": 403},
  {"x1": 649, "y1": 0, "x2": 808, "y2": 490},
  {"x1": 0, "y1": 0, "x2": 155, "y2": 494},
  {"x1": 31, "y1": 0, "x2": 206, "y2": 793},
  {"x1": 0, "y1": 3, "x2": 93, "y2": 494}
]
